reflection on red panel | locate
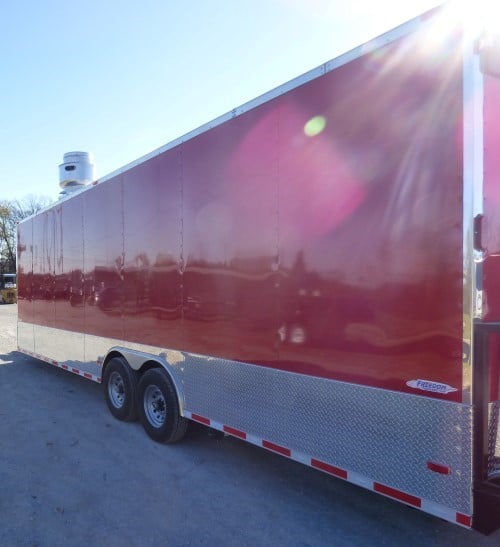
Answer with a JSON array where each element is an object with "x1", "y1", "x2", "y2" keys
[
  {"x1": 32, "y1": 211, "x2": 56, "y2": 329},
  {"x1": 273, "y1": 34, "x2": 464, "y2": 398},
  {"x1": 17, "y1": 218, "x2": 32, "y2": 323},
  {"x1": 482, "y1": 75, "x2": 500, "y2": 321},
  {"x1": 83, "y1": 178, "x2": 124, "y2": 341},
  {"x1": 222, "y1": 30, "x2": 464, "y2": 398},
  {"x1": 182, "y1": 107, "x2": 279, "y2": 362},
  {"x1": 121, "y1": 151, "x2": 183, "y2": 348},
  {"x1": 19, "y1": 23, "x2": 465, "y2": 399},
  {"x1": 54, "y1": 199, "x2": 84, "y2": 332}
]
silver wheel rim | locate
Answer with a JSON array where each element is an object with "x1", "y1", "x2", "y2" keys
[
  {"x1": 108, "y1": 371, "x2": 126, "y2": 408},
  {"x1": 144, "y1": 384, "x2": 166, "y2": 427}
]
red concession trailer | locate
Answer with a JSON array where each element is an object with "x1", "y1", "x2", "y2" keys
[{"x1": 16, "y1": 5, "x2": 500, "y2": 532}]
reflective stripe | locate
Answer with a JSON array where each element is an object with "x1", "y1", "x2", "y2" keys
[
  {"x1": 18, "y1": 347, "x2": 101, "y2": 383},
  {"x1": 182, "y1": 409, "x2": 472, "y2": 528}
]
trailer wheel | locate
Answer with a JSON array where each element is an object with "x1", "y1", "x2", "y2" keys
[
  {"x1": 103, "y1": 356, "x2": 138, "y2": 422},
  {"x1": 138, "y1": 368, "x2": 188, "y2": 444}
]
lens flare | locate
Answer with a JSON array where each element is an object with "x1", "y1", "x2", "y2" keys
[{"x1": 304, "y1": 116, "x2": 326, "y2": 137}]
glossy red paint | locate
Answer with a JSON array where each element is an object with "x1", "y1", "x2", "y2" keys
[
  {"x1": 83, "y1": 178, "x2": 125, "y2": 341},
  {"x1": 55, "y1": 198, "x2": 84, "y2": 336},
  {"x1": 482, "y1": 74, "x2": 500, "y2": 321},
  {"x1": 121, "y1": 153, "x2": 183, "y2": 347},
  {"x1": 18, "y1": 23, "x2": 465, "y2": 399},
  {"x1": 17, "y1": 217, "x2": 33, "y2": 329},
  {"x1": 32, "y1": 211, "x2": 56, "y2": 330}
]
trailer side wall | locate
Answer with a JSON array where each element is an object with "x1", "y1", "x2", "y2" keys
[
  {"x1": 19, "y1": 23, "x2": 465, "y2": 399},
  {"x1": 17, "y1": 13, "x2": 475, "y2": 526}
]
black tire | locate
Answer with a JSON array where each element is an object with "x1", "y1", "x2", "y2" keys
[
  {"x1": 103, "y1": 356, "x2": 138, "y2": 422},
  {"x1": 137, "y1": 368, "x2": 188, "y2": 444}
]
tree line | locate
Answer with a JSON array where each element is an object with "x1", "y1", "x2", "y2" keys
[{"x1": 0, "y1": 195, "x2": 52, "y2": 274}]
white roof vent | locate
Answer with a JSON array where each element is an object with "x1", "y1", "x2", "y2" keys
[{"x1": 59, "y1": 151, "x2": 95, "y2": 193}]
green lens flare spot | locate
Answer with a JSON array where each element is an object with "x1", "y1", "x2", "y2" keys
[{"x1": 304, "y1": 116, "x2": 326, "y2": 137}]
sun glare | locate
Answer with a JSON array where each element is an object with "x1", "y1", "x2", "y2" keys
[{"x1": 449, "y1": 0, "x2": 500, "y2": 34}]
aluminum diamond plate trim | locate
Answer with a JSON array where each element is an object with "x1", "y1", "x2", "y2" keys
[{"x1": 180, "y1": 353, "x2": 472, "y2": 515}]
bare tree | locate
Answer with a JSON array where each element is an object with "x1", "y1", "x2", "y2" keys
[
  {"x1": 0, "y1": 204, "x2": 17, "y2": 272},
  {"x1": 0, "y1": 195, "x2": 53, "y2": 273}
]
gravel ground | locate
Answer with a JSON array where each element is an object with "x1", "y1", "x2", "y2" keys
[{"x1": 1, "y1": 303, "x2": 499, "y2": 546}]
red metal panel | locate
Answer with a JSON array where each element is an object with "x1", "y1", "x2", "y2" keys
[
  {"x1": 83, "y1": 178, "x2": 124, "y2": 341},
  {"x1": 32, "y1": 211, "x2": 55, "y2": 329},
  {"x1": 272, "y1": 28, "x2": 464, "y2": 398},
  {"x1": 208, "y1": 28, "x2": 466, "y2": 397},
  {"x1": 181, "y1": 107, "x2": 279, "y2": 363},
  {"x1": 19, "y1": 21, "x2": 464, "y2": 399},
  {"x1": 121, "y1": 151, "x2": 183, "y2": 348},
  {"x1": 54, "y1": 199, "x2": 84, "y2": 333},
  {"x1": 17, "y1": 218, "x2": 33, "y2": 323}
]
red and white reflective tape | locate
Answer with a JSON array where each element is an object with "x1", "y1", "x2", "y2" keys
[
  {"x1": 183, "y1": 410, "x2": 472, "y2": 529},
  {"x1": 18, "y1": 347, "x2": 102, "y2": 383}
]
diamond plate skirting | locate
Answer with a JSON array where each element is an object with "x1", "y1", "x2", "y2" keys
[{"x1": 180, "y1": 354, "x2": 472, "y2": 515}]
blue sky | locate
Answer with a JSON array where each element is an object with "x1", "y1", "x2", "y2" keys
[{"x1": 0, "y1": 1, "x2": 439, "y2": 202}]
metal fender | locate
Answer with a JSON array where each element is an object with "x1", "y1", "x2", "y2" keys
[{"x1": 102, "y1": 346, "x2": 186, "y2": 414}]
